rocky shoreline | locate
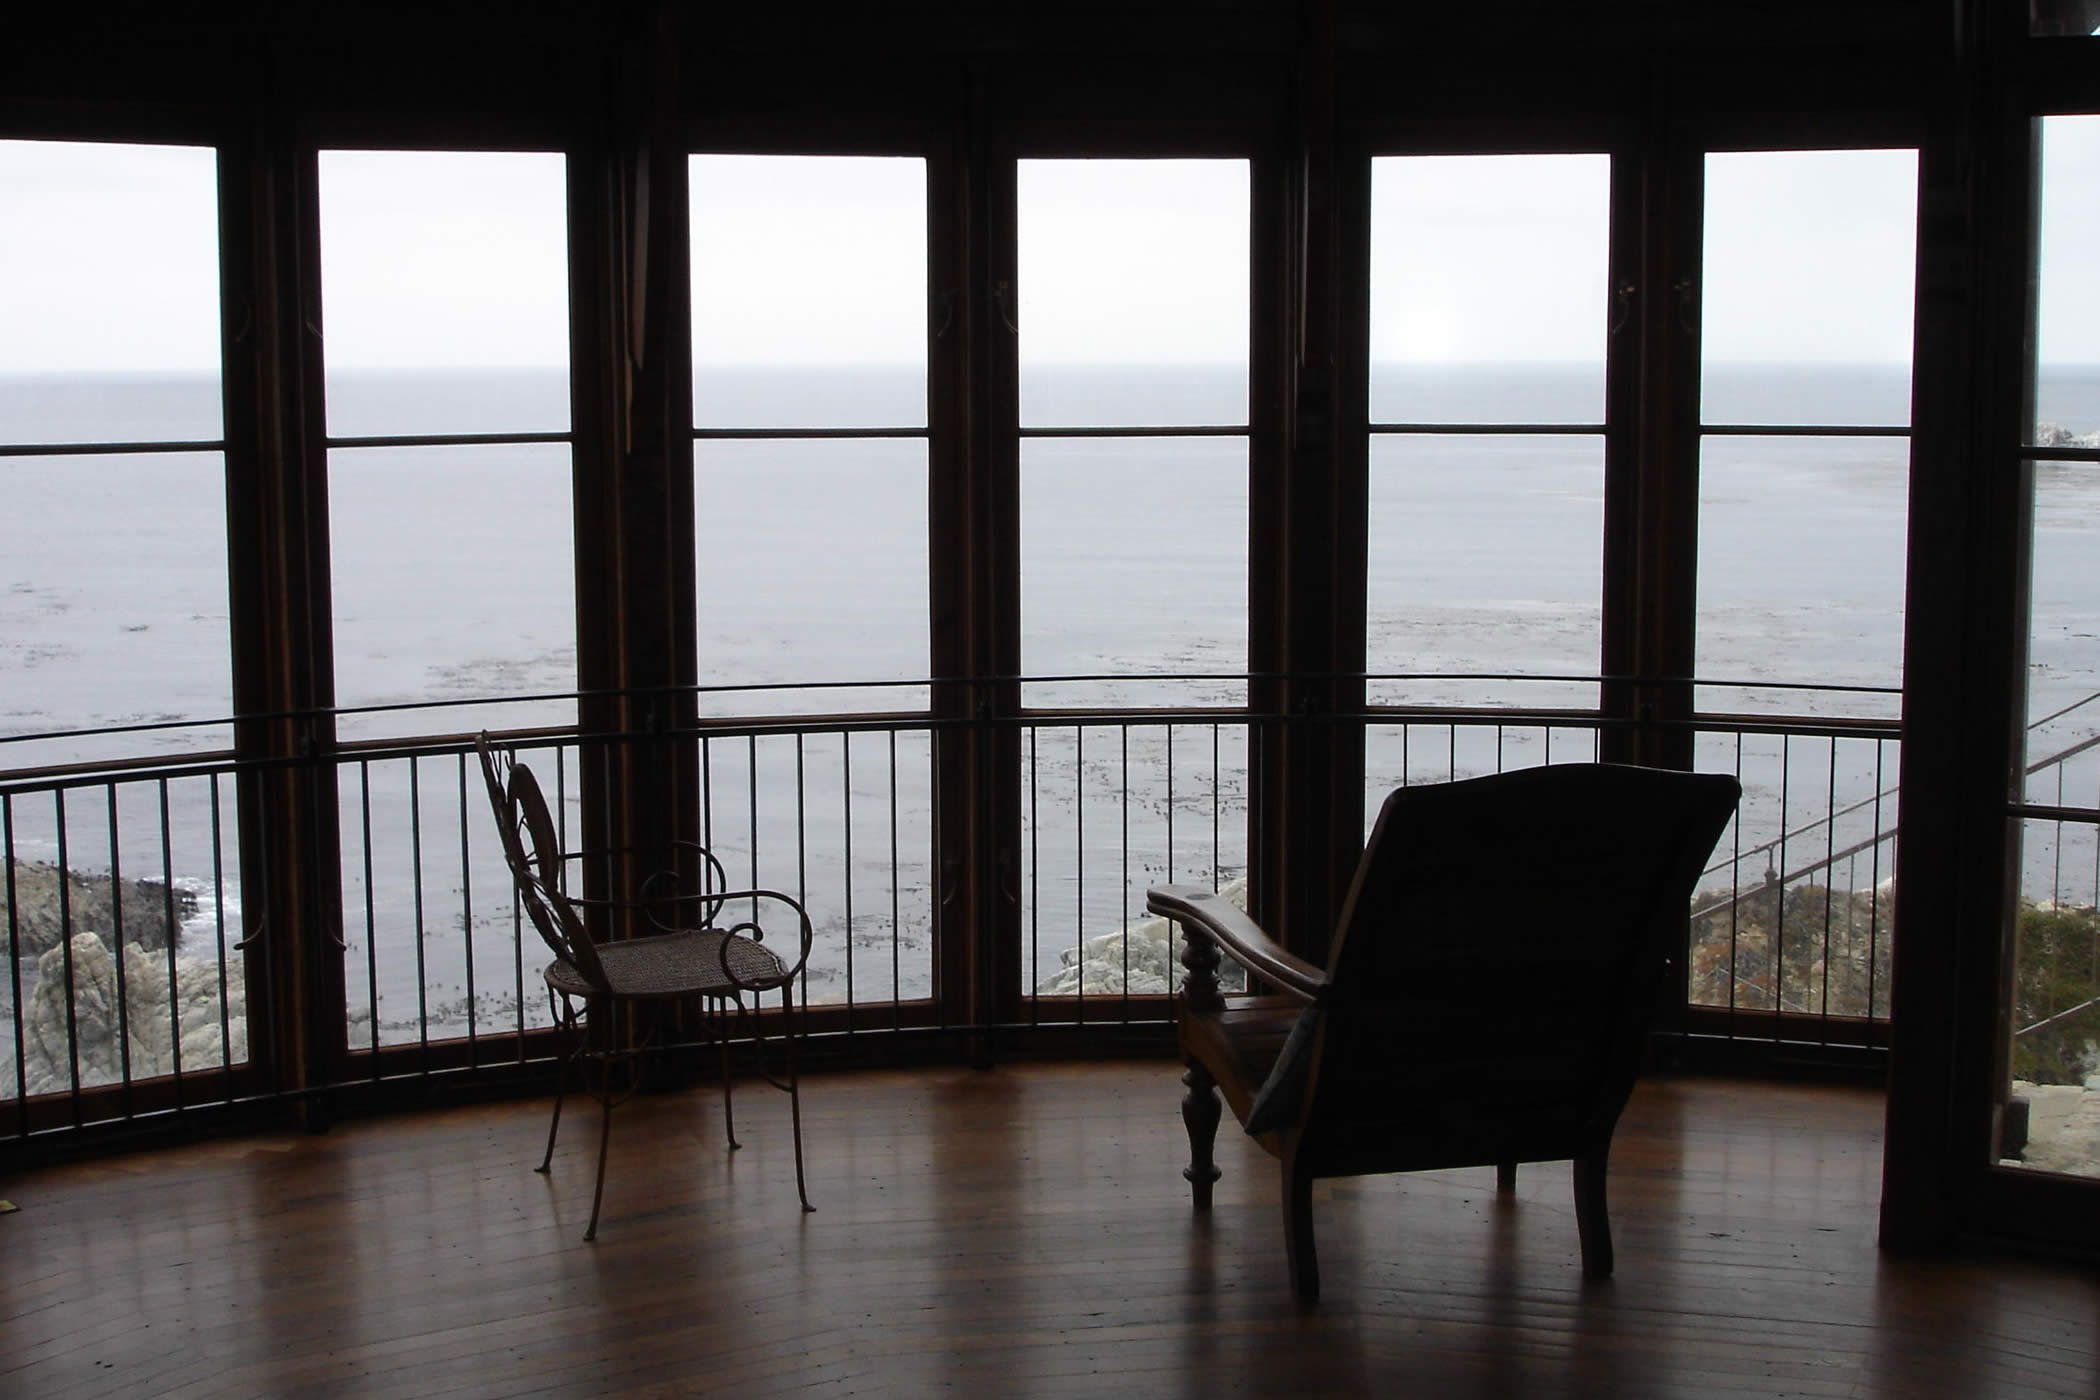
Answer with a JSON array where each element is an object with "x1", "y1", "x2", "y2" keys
[
  {"x1": 3, "y1": 861, "x2": 237, "y2": 1096},
  {"x1": 3, "y1": 857, "x2": 191, "y2": 960}
]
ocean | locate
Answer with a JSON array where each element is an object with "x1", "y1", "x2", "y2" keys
[{"x1": 2, "y1": 363, "x2": 2097, "y2": 1051}]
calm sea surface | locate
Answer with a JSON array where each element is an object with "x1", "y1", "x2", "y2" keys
[{"x1": 2, "y1": 364, "x2": 2096, "y2": 1034}]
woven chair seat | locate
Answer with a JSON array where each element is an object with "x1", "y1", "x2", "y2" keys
[{"x1": 544, "y1": 928, "x2": 789, "y2": 1001}]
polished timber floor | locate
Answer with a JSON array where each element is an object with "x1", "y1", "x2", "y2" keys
[{"x1": 3, "y1": 1064, "x2": 2095, "y2": 1399}]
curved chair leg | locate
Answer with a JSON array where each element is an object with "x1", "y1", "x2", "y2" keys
[
  {"x1": 783, "y1": 983, "x2": 813, "y2": 1213},
  {"x1": 1497, "y1": 1161, "x2": 1517, "y2": 1194},
  {"x1": 538, "y1": 996, "x2": 582, "y2": 1173},
  {"x1": 583, "y1": 1060, "x2": 615, "y2": 1242},
  {"x1": 1572, "y1": 1146, "x2": 1614, "y2": 1278},
  {"x1": 1282, "y1": 1155, "x2": 1319, "y2": 1302},
  {"x1": 718, "y1": 997, "x2": 740, "y2": 1151},
  {"x1": 581, "y1": 998, "x2": 623, "y2": 1242},
  {"x1": 1181, "y1": 1060, "x2": 1223, "y2": 1209}
]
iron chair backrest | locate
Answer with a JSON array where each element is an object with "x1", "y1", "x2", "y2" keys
[
  {"x1": 1291, "y1": 762, "x2": 1740, "y2": 1178},
  {"x1": 476, "y1": 737, "x2": 610, "y2": 994}
]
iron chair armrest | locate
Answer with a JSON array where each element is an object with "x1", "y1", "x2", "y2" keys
[
  {"x1": 554, "y1": 843, "x2": 728, "y2": 887},
  {"x1": 705, "y1": 887, "x2": 817, "y2": 991},
  {"x1": 533, "y1": 881, "x2": 816, "y2": 991},
  {"x1": 1146, "y1": 884, "x2": 1327, "y2": 1003},
  {"x1": 546, "y1": 845, "x2": 732, "y2": 929}
]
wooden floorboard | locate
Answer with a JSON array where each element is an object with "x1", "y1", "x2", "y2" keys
[{"x1": 1, "y1": 1065, "x2": 2094, "y2": 1398}]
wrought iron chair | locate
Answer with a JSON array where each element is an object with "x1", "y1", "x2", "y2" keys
[
  {"x1": 476, "y1": 734, "x2": 815, "y2": 1241},
  {"x1": 1149, "y1": 762, "x2": 1740, "y2": 1301}
]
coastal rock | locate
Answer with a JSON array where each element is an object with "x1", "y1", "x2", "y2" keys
[
  {"x1": 1036, "y1": 877, "x2": 1250, "y2": 997},
  {"x1": 3, "y1": 858, "x2": 190, "y2": 961},
  {"x1": 2035, "y1": 421, "x2": 2100, "y2": 449},
  {"x1": 19, "y1": 931, "x2": 246, "y2": 1097}
]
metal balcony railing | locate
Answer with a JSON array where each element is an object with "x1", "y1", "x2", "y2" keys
[{"x1": 2, "y1": 674, "x2": 2004, "y2": 1146}]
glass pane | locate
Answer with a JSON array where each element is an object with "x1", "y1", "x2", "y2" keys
[
  {"x1": 2032, "y1": 116, "x2": 2100, "y2": 446},
  {"x1": 342, "y1": 743, "x2": 602, "y2": 1049},
  {"x1": 694, "y1": 731, "x2": 935, "y2": 1007},
  {"x1": 1366, "y1": 435, "x2": 1603, "y2": 709},
  {"x1": 694, "y1": 440, "x2": 928, "y2": 716},
  {"x1": 1370, "y1": 154, "x2": 1610, "y2": 425},
  {"x1": 1696, "y1": 435, "x2": 1908, "y2": 719},
  {"x1": 1689, "y1": 729, "x2": 1899, "y2": 1021},
  {"x1": 2004, "y1": 819, "x2": 2100, "y2": 1176},
  {"x1": 2026, "y1": 461, "x2": 2100, "y2": 809},
  {"x1": 0, "y1": 453, "x2": 233, "y2": 766},
  {"x1": 1018, "y1": 159, "x2": 1248, "y2": 428},
  {"x1": 691, "y1": 155, "x2": 926, "y2": 429},
  {"x1": 2005, "y1": 115, "x2": 2100, "y2": 1178},
  {"x1": 1022, "y1": 437, "x2": 1248, "y2": 708},
  {"x1": 329, "y1": 443, "x2": 576, "y2": 739},
  {"x1": 318, "y1": 151, "x2": 570, "y2": 437},
  {"x1": 3, "y1": 774, "x2": 248, "y2": 1099},
  {"x1": 0, "y1": 140, "x2": 221, "y2": 444},
  {"x1": 1021, "y1": 721, "x2": 1250, "y2": 1000},
  {"x1": 1701, "y1": 149, "x2": 1917, "y2": 426}
]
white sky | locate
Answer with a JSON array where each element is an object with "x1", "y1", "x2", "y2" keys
[{"x1": 4, "y1": 131, "x2": 2099, "y2": 374}]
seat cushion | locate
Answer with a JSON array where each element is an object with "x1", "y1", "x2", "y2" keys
[
  {"x1": 1243, "y1": 1005, "x2": 1322, "y2": 1137},
  {"x1": 545, "y1": 928, "x2": 788, "y2": 1000},
  {"x1": 1179, "y1": 995, "x2": 1305, "y2": 1135}
]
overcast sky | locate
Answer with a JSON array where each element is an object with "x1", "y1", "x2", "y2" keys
[{"x1": 2, "y1": 126, "x2": 2098, "y2": 374}]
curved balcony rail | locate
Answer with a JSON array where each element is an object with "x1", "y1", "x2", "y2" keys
[{"x1": 14, "y1": 673, "x2": 2057, "y2": 1150}]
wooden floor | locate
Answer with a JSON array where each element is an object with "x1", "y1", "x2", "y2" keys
[{"x1": 3, "y1": 1064, "x2": 2095, "y2": 1399}]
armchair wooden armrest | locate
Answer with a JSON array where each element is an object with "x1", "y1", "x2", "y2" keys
[{"x1": 1146, "y1": 884, "x2": 1327, "y2": 1002}]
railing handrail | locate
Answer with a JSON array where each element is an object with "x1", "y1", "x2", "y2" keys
[{"x1": 1703, "y1": 686, "x2": 2100, "y2": 878}]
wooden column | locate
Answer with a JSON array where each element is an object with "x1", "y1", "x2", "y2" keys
[
  {"x1": 1258, "y1": 0, "x2": 1366, "y2": 964},
  {"x1": 1614, "y1": 85, "x2": 1703, "y2": 774},
  {"x1": 930, "y1": 66, "x2": 1023, "y2": 1047},
  {"x1": 1880, "y1": 1, "x2": 2033, "y2": 1252},
  {"x1": 218, "y1": 109, "x2": 345, "y2": 1125}
]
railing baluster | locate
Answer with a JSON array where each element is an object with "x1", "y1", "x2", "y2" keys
[
  {"x1": 1120, "y1": 723, "x2": 1131, "y2": 1018},
  {"x1": 1164, "y1": 724, "x2": 1175, "y2": 884},
  {"x1": 410, "y1": 756, "x2": 429, "y2": 1073},
  {"x1": 1073, "y1": 723, "x2": 1084, "y2": 1014},
  {"x1": 748, "y1": 733, "x2": 761, "y2": 919},
  {"x1": 1211, "y1": 722, "x2": 1222, "y2": 890},
  {"x1": 105, "y1": 785, "x2": 133, "y2": 1114},
  {"x1": 211, "y1": 772, "x2": 232, "y2": 1098},
  {"x1": 842, "y1": 730, "x2": 855, "y2": 1027},
  {"x1": 158, "y1": 779, "x2": 181, "y2": 1100},
  {"x1": 56, "y1": 789, "x2": 81, "y2": 1122},
  {"x1": 1822, "y1": 737, "x2": 1838, "y2": 1033},
  {"x1": 890, "y1": 730, "x2": 901, "y2": 1028},
  {"x1": 795, "y1": 733, "x2": 808, "y2": 1011},
  {"x1": 458, "y1": 753, "x2": 476, "y2": 1061},
  {"x1": 5, "y1": 794, "x2": 24, "y2": 1135},
  {"x1": 1028, "y1": 725, "x2": 1040, "y2": 1026},
  {"x1": 360, "y1": 762, "x2": 380, "y2": 1063}
]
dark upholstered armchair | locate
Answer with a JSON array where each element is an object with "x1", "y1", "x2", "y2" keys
[{"x1": 1149, "y1": 762, "x2": 1740, "y2": 1301}]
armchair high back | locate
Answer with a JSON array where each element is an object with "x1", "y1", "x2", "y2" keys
[{"x1": 1149, "y1": 762, "x2": 1740, "y2": 1301}]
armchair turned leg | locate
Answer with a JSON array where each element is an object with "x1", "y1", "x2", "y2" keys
[
  {"x1": 1573, "y1": 1147, "x2": 1614, "y2": 1279},
  {"x1": 1496, "y1": 1161, "x2": 1517, "y2": 1194},
  {"x1": 1283, "y1": 1157, "x2": 1320, "y2": 1303},
  {"x1": 1181, "y1": 1061, "x2": 1223, "y2": 1210}
]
